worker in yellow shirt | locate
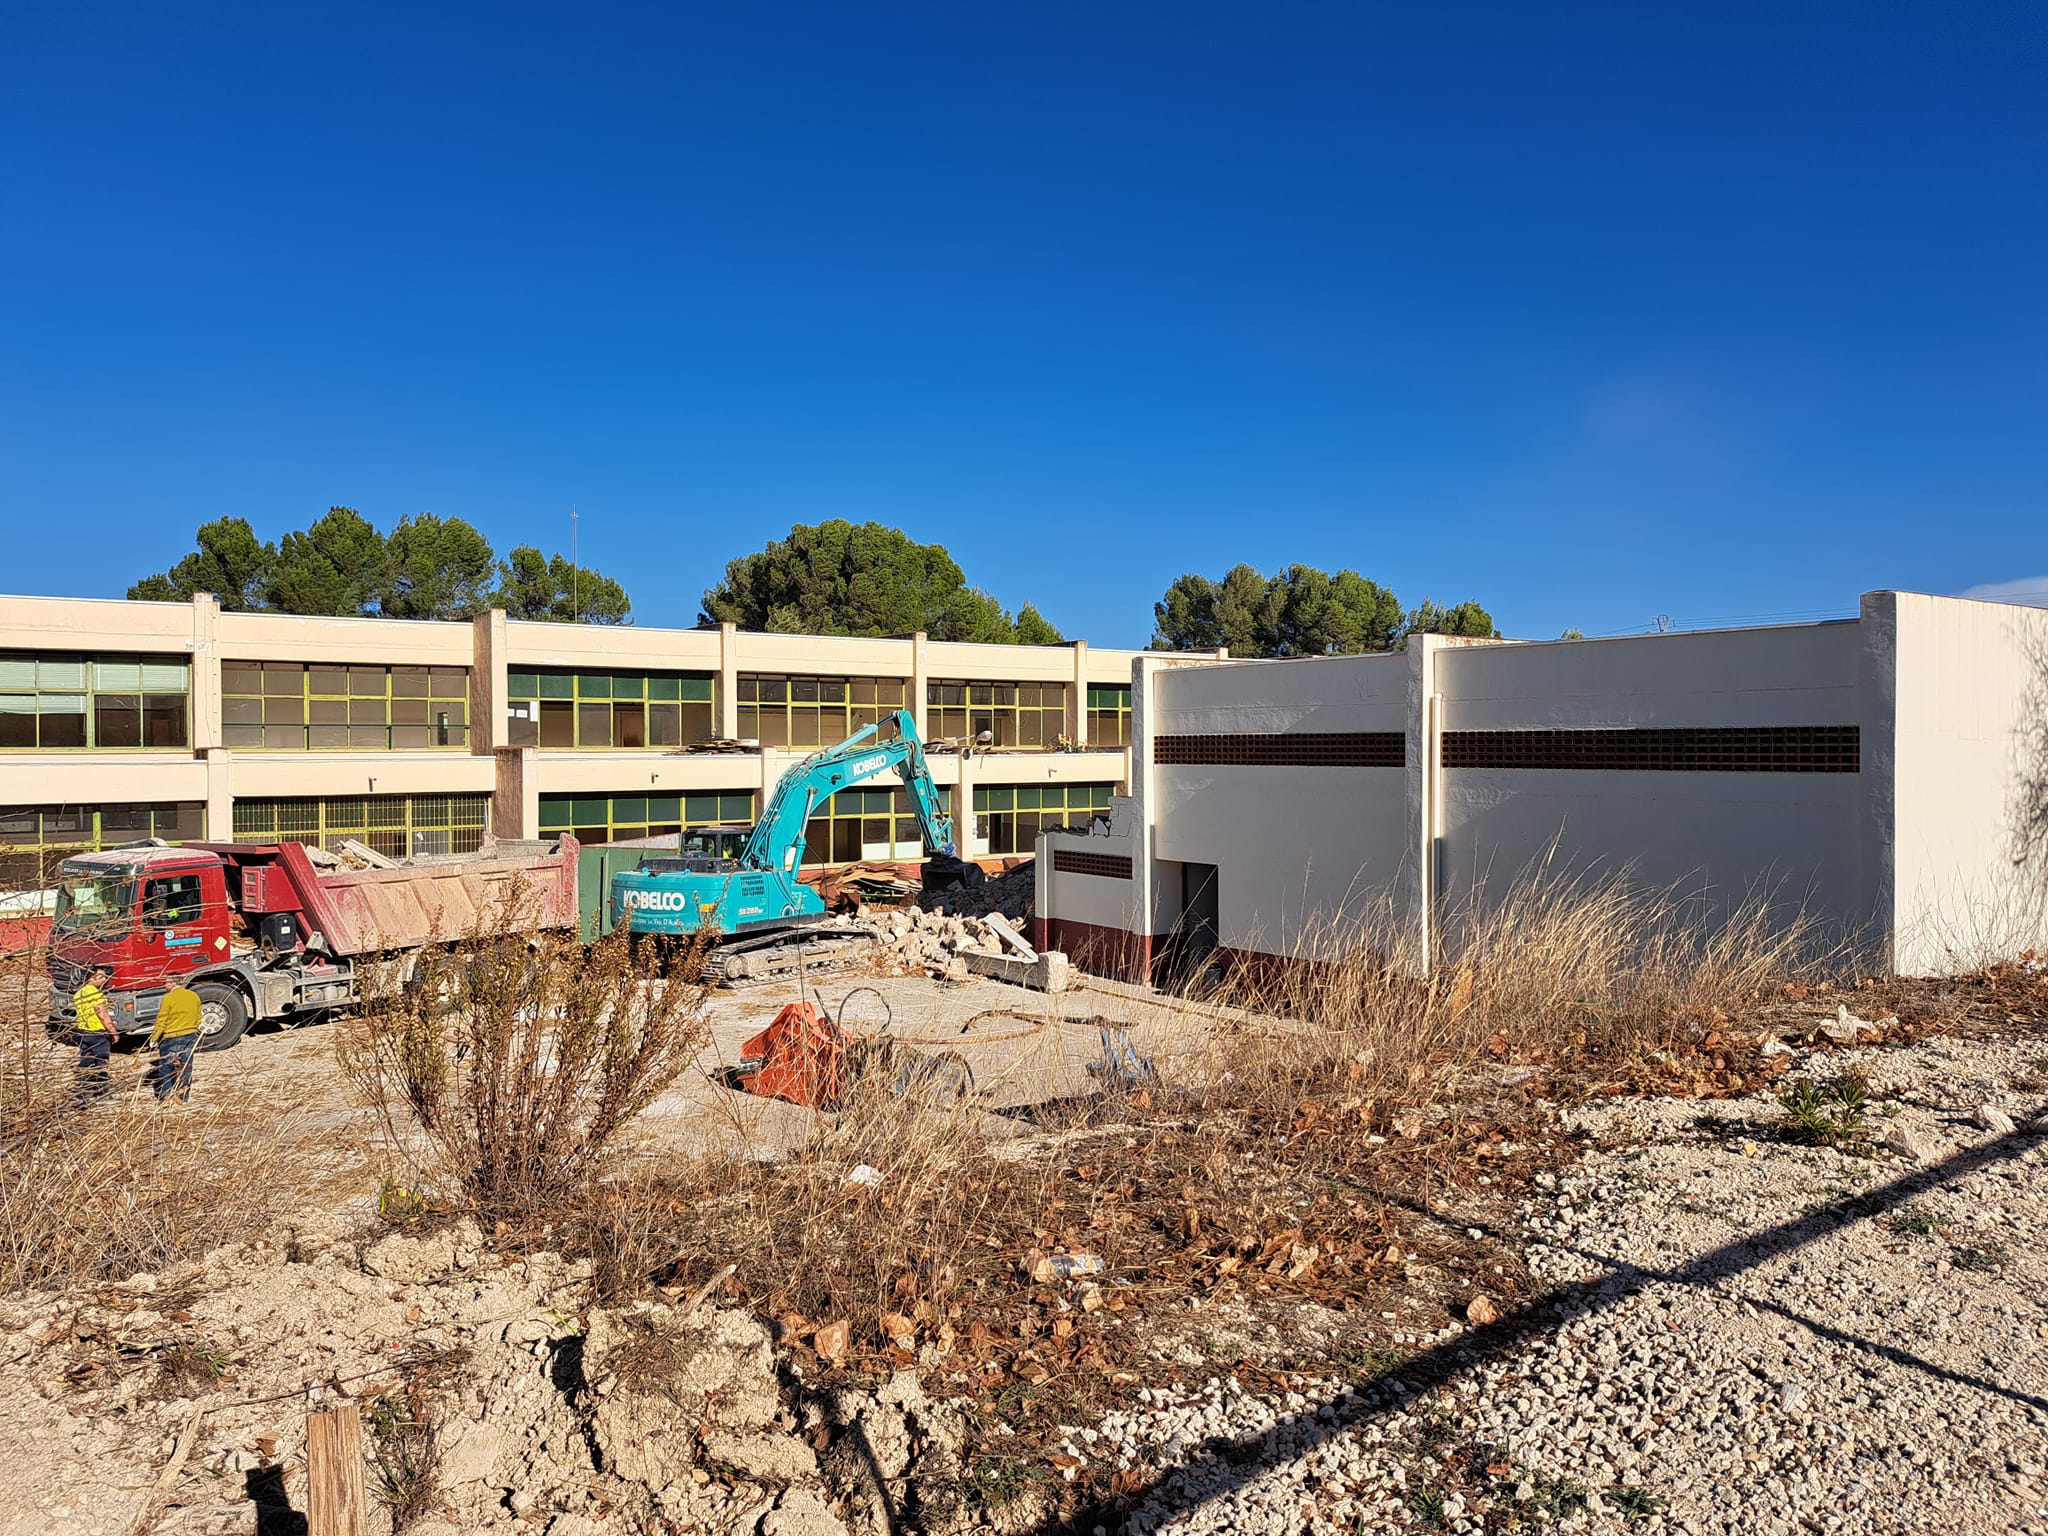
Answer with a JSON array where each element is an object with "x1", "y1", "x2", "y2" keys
[
  {"x1": 71, "y1": 965, "x2": 115, "y2": 1109},
  {"x1": 147, "y1": 982, "x2": 203, "y2": 1104}
]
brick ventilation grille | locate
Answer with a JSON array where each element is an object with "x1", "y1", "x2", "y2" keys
[
  {"x1": 1053, "y1": 849, "x2": 1134, "y2": 881},
  {"x1": 1154, "y1": 732, "x2": 1407, "y2": 768},
  {"x1": 1442, "y1": 725, "x2": 1860, "y2": 774}
]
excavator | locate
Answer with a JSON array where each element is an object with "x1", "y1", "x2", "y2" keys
[{"x1": 608, "y1": 708, "x2": 981, "y2": 983}]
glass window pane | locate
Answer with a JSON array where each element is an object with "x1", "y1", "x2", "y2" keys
[
  {"x1": 508, "y1": 710, "x2": 538, "y2": 748},
  {"x1": 223, "y1": 724, "x2": 264, "y2": 747},
  {"x1": 348, "y1": 726, "x2": 388, "y2": 748},
  {"x1": 647, "y1": 676, "x2": 681, "y2": 702},
  {"x1": 792, "y1": 678, "x2": 819, "y2": 703},
  {"x1": 265, "y1": 664, "x2": 306, "y2": 694},
  {"x1": 348, "y1": 667, "x2": 386, "y2": 697},
  {"x1": 820, "y1": 679, "x2": 846, "y2": 703},
  {"x1": 390, "y1": 725, "x2": 430, "y2": 748},
  {"x1": 0, "y1": 659, "x2": 36, "y2": 689},
  {"x1": 392, "y1": 666, "x2": 432, "y2": 698},
  {"x1": 757, "y1": 710, "x2": 788, "y2": 747},
  {"x1": 576, "y1": 674, "x2": 612, "y2": 700},
  {"x1": 224, "y1": 695, "x2": 263, "y2": 725},
  {"x1": 264, "y1": 696, "x2": 307, "y2": 724},
  {"x1": 308, "y1": 724, "x2": 350, "y2": 748},
  {"x1": 141, "y1": 662, "x2": 188, "y2": 691},
  {"x1": 94, "y1": 661, "x2": 142, "y2": 690},
  {"x1": 223, "y1": 664, "x2": 263, "y2": 694},
  {"x1": 757, "y1": 677, "x2": 787, "y2": 703},
  {"x1": 263, "y1": 725, "x2": 304, "y2": 749},
  {"x1": 679, "y1": 677, "x2": 714, "y2": 703},
  {"x1": 39, "y1": 696, "x2": 87, "y2": 747},
  {"x1": 577, "y1": 702, "x2": 612, "y2": 747},
  {"x1": 309, "y1": 667, "x2": 347, "y2": 695},
  {"x1": 506, "y1": 671, "x2": 537, "y2": 698},
  {"x1": 615, "y1": 703, "x2": 646, "y2": 749},
  {"x1": 390, "y1": 697, "x2": 429, "y2": 724},
  {"x1": 538, "y1": 672, "x2": 574, "y2": 700},
  {"x1": 682, "y1": 702, "x2": 713, "y2": 741},
  {"x1": 879, "y1": 680, "x2": 904, "y2": 707},
  {"x1": 431, "y1": 668, "x2": 467, "y2": 699},
  {"x1": 94, "y1": 694, "x2": 142, "y2": 747},
  {"x1": 540, "y1": 701, "x2": 574, "y2": 747},
  {"x1": 348, "y1": 699, "x2": 386, "y2": 725},
  {"x1": 648, "y1": 702, "x2": 680, "y2": 746},
  {"x1": 39, "y1": 659, "x2": 87, "y2": 689},
  {"x1": 144, "y1": 692, "x2": 188, "y2": 747},
  {"x1": 611, "y1": 675, "x2": 644, "y2": 700}
]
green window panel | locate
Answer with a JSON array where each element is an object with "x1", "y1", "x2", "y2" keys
[
  {"x1": 508, "y1": 672, "x2": 539, "y2": 698},
  {"x1": 509, "y1": 670, "x2": 718, "y2": 749},
  {"x1": 231, "y1": 795, "x2": 484, "y2": 858},
  {"x1": 648, "y1": 677, "x2": 680, "y2": 701},
  {"x1": 542, "y1": 791, "x2": 757, "y2": 845},
  {"x1": 0, "y1": 650, "x2": 191, "y2": 750},
  {"x1": 222, "y1": 662, "x2": 469, "y2": 751},
  {"x1": 0, "y1": 801, "x2": 205, "y2": 887},
  {"x1": 538, "y1": 673, "x2": 575, "y2": 699}
]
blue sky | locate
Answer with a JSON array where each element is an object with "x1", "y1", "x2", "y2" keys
[{"x1": 3, "y1": 2, "x2": 2043, "y2": 645}]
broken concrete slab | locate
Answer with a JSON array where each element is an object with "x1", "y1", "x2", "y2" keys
[{"x1": 961, "y1": 948, "x2": 1070, "y2": 994}]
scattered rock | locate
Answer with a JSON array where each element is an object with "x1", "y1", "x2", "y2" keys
[
  {"x1": 1976, "y1": 1103, "x2": 2017, "y2": 1134},
  {"x1": 1885, "y1": 1120, "x2": 1937, "y2": 1161}
]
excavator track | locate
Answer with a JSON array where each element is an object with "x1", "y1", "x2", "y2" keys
[{"x1": 705, "y1": 926, "x2": 883, "y2": 987}]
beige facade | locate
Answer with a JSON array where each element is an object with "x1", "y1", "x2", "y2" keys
[{"x1": 0, "y1": 592, "x2": 1197, "y2": 885}]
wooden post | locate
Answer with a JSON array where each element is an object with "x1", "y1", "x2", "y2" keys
[{"x1": 305, "y1": 1403, "x2": 367, "y2": 1536}]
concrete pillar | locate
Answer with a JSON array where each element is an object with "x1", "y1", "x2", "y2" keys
[
  {"x1": 1857, "y1": 591, "x2": 1900, "y2": 972},
  {"x1": 493, "y1": 747, "x2": 539, "y2": 840},
  {"x1": 717, "y1": 622, "x2": 740, "y2": 739},
  {"x1": 189, "y1": 593, "x2": 222, "y2": 751},
  {"x1": 470, "y1": 609, "x2": 509, "y2": 754},
  {"x1": 954, "y1": 749, "x2": 977, "y2": 858},
  {"x1": 1129, "y1": 655, "x2": 1163, "y2": 958},
  {"x1": 203, "y1": 748, "x2": 233, "y2": 843},
  {"x1": 910, "y1": 631, "x2": 929, "y2": 741},
  {"x1": 1401, "y1": 635, "x2": 1444, "y2": 978},
  {"x1": 1068, "y1": 640, "x2": 1088, "y2": 747}
]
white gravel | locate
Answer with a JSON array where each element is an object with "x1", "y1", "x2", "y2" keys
[{"x1": 1102, "y1": 1032, "x2": 2048, "y2": 1535}]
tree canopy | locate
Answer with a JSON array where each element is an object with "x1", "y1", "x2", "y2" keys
[
  {"x1": 128, "y1": 511, "x2": 633, "y2": 623},
  {"x1": 700, "y1": 520, "x2": 1064, "y2": 644},
  {"x1": 1150, "y1": 564, "x2": 1494, "y2": 654}
]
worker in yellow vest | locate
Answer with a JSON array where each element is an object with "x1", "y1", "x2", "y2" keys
[
  {"x1": 147, "y1": 983, "x2": 203, "y2": 1104},
  {"x1": 70, "y1": 965, "x2": 115, "y2": 1109}
]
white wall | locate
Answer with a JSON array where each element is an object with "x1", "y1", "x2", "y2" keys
[
  {"x1": 1887, "y1": 592, "x2": 2048, "y2": 970},
  {"x1": 1149, "y1": 653, "x2": 1413, "y2": 958},
  {"x1": 1435, "y1": 624, "x2": 1869, "y2": 946}
]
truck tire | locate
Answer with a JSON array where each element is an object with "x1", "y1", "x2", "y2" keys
[{"x1": 194, "y1": 982, "x2": 251, "y2": 1052}]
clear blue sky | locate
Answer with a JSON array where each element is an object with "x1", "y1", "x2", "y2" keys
[{"x1": 3, "y1": 2, "x2": 2043, "y2": 645}]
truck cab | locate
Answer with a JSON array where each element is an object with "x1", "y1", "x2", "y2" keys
[{"x1": 47, "y1": 845, "x2": 232, "y2": 1036}]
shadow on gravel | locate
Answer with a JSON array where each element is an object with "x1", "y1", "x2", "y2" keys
[{"x1": 1044, "y1": 1129, "x2": 2045, "y2": 1535}]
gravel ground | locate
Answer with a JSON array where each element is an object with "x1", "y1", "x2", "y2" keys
[{"x1": 1098, "y1": 1032, "x2": 2048, "y2": 1536}]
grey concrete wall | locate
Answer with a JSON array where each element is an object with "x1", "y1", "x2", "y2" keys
[{"x1": 1434, "y1": 623, "x2": 1869, "y2": 948}]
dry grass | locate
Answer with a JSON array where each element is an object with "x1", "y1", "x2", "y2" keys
[
  {"x1": 0, "y1": 1095, "x2": 342, "y2": 1294},
  {"x1": 337, "y1": 919, "x2": 714, "y2": 1220}
]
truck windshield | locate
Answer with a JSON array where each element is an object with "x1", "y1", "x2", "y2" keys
[{"x1": 52, "y1": 870, "x2": 137, "y2": 936}]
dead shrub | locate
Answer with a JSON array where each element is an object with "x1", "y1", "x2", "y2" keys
[{"x1": 338, "y1": 920, "x2": 713, "y2": 1221}]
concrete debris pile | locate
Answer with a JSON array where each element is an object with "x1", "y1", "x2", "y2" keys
[
  {"x1": 916, "y1": 858, "x2": 1034, "y2": 922},
  {"x1": 840, "y1": 895, "x2": 1068, "y2": 993}
]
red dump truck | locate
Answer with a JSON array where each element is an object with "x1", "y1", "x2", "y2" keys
[{"x1": 44, "y1": 837, "x2": 579, "y2": 1051}]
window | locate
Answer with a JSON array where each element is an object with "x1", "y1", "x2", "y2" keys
[
  {"x1": 1086, "y1": 685, "x2": 1132, "y2": 747},
  {"x1": 538, "y1": 791, "x2": 756, "y2": 849},
  {"x1": 231, "y1": 794, "x2": 489, "y2": 858},
  {"x1": 738, "y1": 675, "x2": 902, "y2": 750},
  {"x1": 0, "y1": 653, "x2": 189, "y2": 750},
  {"x1": 507, "y1": 670, "x2": 715, "y2": 749},
  {"x1": 0, "y1": 802, "x2": 205, "y2": 889},
  {"x1": 926, "y1": 680, "x2": 1068, "y2": 749},
  {"x1": 972, "y1": 783, "x2": 1114, "y2": 854},
  {"x1": 222, "y1": 663, "x2": 469, "y2": 750},
  {"x1": 799, "y1": 785, "x2": 953, "y2": 867},
  {"x1": 143, "y1": 873, "x2": 205, "y2": 929}
]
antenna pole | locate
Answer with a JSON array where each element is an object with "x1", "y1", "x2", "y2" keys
[{"x1": 571, "y1": 505, "x2": 580, "y2": 624}]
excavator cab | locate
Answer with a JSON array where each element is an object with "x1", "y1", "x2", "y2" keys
[{"x1": 643, "y1": 825, "x2": 750, "y2": 876}]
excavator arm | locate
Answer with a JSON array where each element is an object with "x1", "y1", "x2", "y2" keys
[{"x1": 741, "y1": 709, "x2": 956, "y2": 874}]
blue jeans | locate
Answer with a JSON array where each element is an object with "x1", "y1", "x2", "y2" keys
[
  {"x1": 152, "y1": 1035, "x2": 196, "y2": 1103},
  {"x1": 74, "y1": 1031, "x2": 112, "y2": 1108}
]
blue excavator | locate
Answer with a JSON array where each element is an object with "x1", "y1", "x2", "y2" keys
[{"x1": 608, "y1": 708, "x2": 982, "y2": 981}]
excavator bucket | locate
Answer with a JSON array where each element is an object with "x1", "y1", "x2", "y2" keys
[{"x1": 735, "y1": 1001, "x2": 849, "y2": 1109}]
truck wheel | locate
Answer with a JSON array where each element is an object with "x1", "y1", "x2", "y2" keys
[{"x1": 194, "y1": 983, "x2": 251, "y2": 1052}]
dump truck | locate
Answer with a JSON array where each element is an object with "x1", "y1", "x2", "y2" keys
[{"x1": 45, "y1": 837, "x2": 579, "y2": 1051}]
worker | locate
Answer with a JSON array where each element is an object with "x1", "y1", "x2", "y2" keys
[
  {"x1": 146, "y1": 982, "x2": 203, "y2": 1104},
  {"x1": 70, "y1": 965, "x2": 115, "y2": 1109}
]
